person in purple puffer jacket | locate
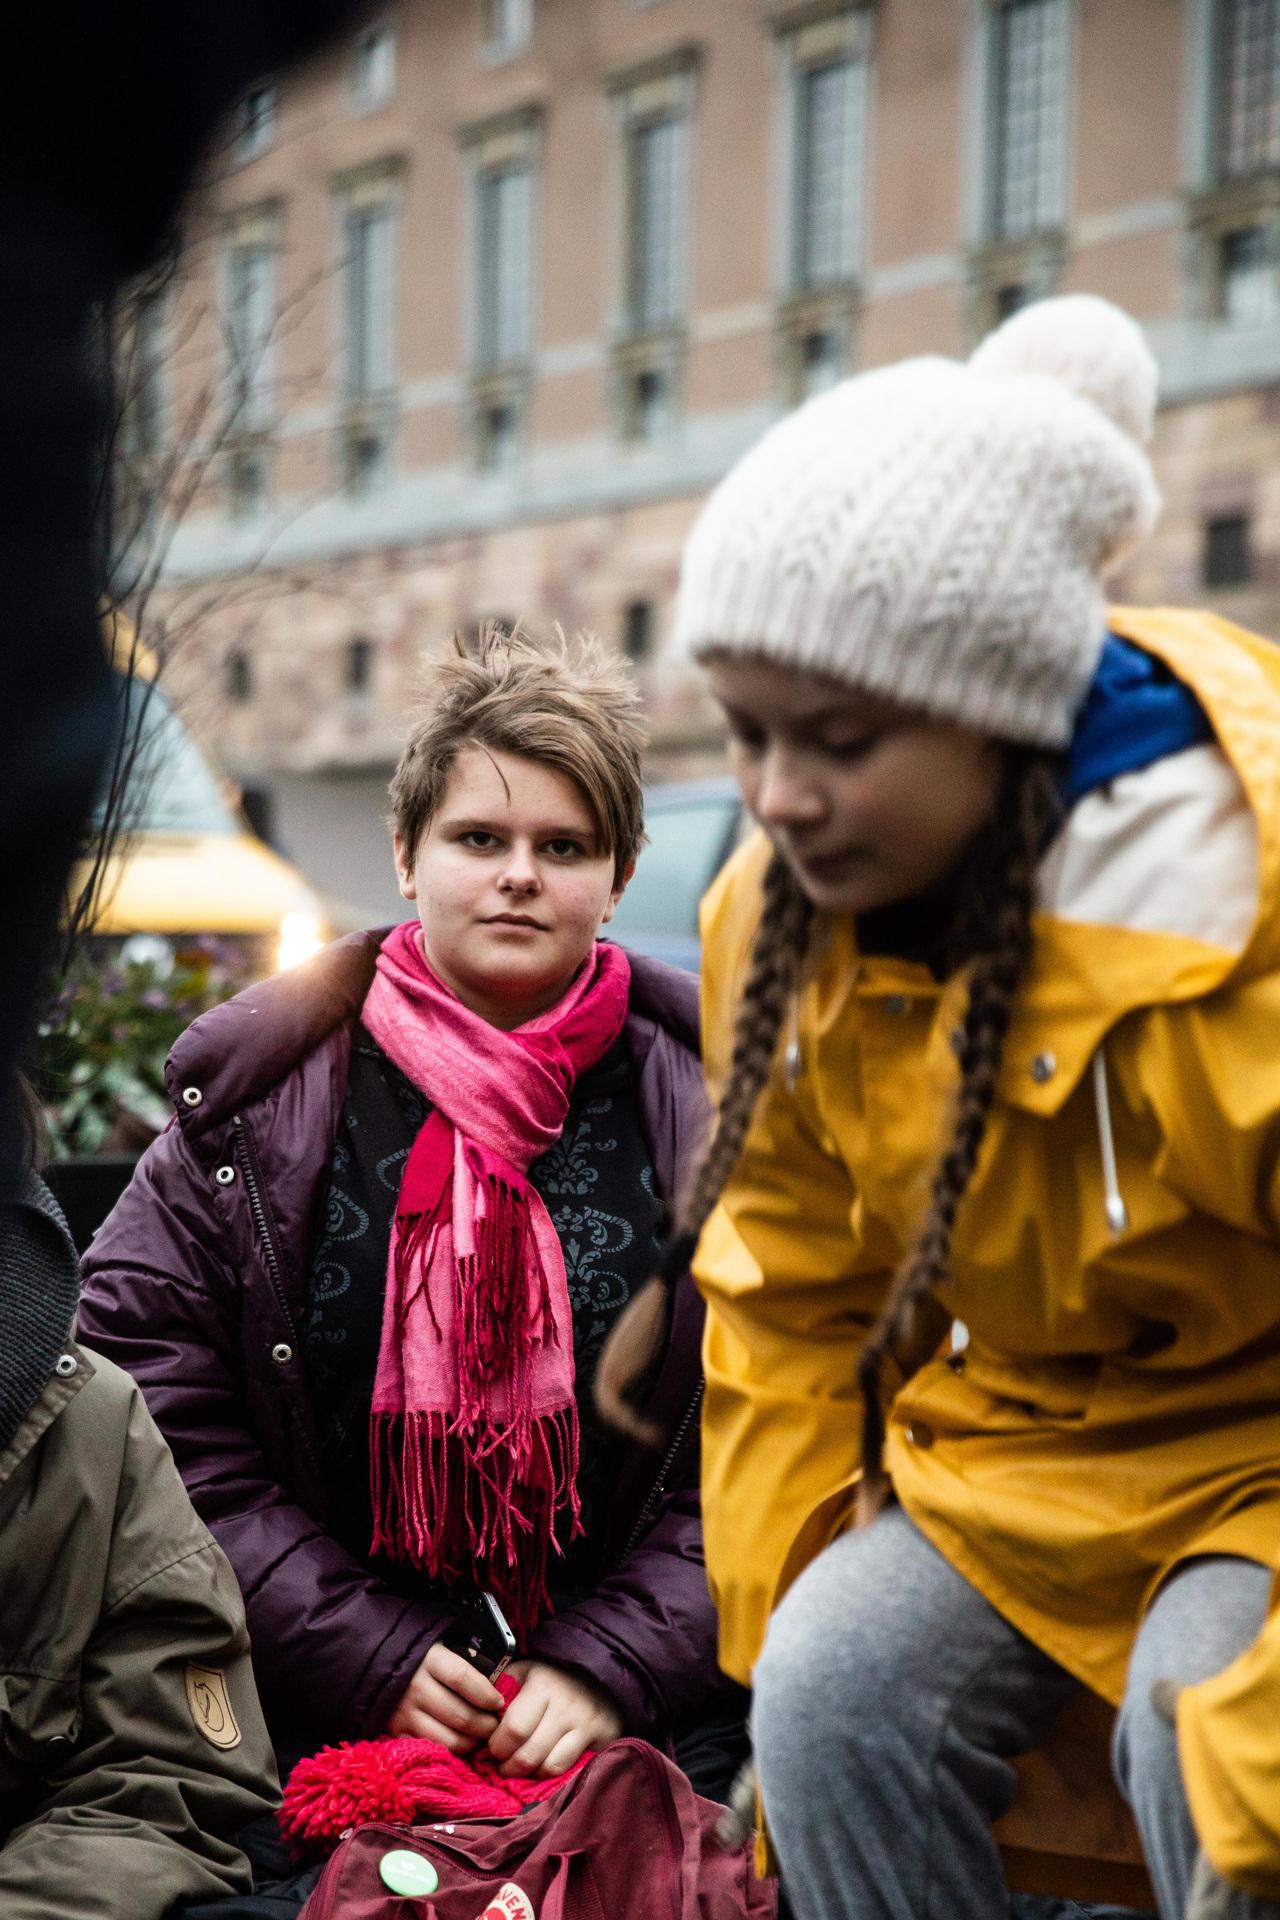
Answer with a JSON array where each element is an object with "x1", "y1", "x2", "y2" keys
[{"x1": 79, "y1": 629, "x2": 739, "y2": 1846}]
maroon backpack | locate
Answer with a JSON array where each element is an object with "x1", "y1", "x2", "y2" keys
[{"x1": 299, "y1": 1739, "x2": 776, "y2": 1920}]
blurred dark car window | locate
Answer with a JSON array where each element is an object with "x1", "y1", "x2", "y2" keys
[{"x1": 610, "y1": 778, "x2": 743, "y2": 973}]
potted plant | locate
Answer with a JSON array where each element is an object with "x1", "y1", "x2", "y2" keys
[{"x1": 40, "y1": 941, "x2": 246, "y2": 1250}]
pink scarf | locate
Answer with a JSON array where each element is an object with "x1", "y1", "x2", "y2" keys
[{"x1": 361, "y1": 920, "x2": 632, "y2": 1640}]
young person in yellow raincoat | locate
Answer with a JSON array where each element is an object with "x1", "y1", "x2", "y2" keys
[{"x1": 598, "y1": 295, "x2": 1280, "y2": 1920}]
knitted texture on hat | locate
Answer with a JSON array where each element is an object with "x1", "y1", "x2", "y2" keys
[
  {"x1": 278, "y1": 1675, "x2": 594, "y2": 1859},
  {"x1": 673, "y1": 295, "x2": 1161, "y2": 748}
]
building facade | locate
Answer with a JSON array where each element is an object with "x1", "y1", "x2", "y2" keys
[{"x1": 139, "y1": 0, "x2": 1280, "y2": 920}]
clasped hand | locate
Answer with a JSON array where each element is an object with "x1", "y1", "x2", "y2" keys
[{"x1": 387, "y1": 1642, "x2": 623, "y2": 1778}]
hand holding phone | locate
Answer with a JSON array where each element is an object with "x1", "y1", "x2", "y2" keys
[
  {"x1": 441, "y1": 1589, "x2": 517, "y2": 1681},
  {"x1": 387, "y1": 1638, "x2": 505, "y2": 1750}
]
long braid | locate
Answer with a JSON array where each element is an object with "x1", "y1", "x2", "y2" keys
[
  {"x1": 855, "y1": 752, "x2": 1062, "y2": 1523},
  {"x1": 673, "y1": 851, "x2": 813, "y2": 1257},
  {"x1": 594, "y1": 850, "x2": 812, "y2": 1437}
]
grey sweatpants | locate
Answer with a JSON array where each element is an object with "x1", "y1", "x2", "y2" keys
[{"x1": 753, "y1": 1507, "x2": 1271, "y2": 1920}]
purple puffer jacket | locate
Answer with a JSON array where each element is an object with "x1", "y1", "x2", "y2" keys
[{"x1": 78, "y1": 932, "x2": 715, "y2": 1744}]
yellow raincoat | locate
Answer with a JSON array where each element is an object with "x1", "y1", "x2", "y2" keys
[
  {"x1": 1178, "y1": 1599, "x2": 1280, "y2": 1897},
  {"x1": 695, "y1": 607, "x2": 1280, "y2": 1763}
]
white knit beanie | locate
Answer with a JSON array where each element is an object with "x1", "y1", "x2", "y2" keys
[{"x1": 673, "y1": 295, "x2": 1161, "y2": 748}]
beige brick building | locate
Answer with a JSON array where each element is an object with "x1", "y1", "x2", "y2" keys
[{"x1": 135, "y1": 0, "x2": 1280, "y2": 918}]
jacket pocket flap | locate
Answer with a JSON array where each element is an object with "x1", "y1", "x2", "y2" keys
[{"x1": 0, "y1": 1668, "x2": 82, "y2": 1767}]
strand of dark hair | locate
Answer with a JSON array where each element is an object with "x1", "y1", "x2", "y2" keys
[
  {"x1": 856, "y1": 751, "x2": 1062, "y2": 1516},
  {"x1": 594, "y1": 848, "x2": 813, "y2": 1435},
  {"x1": 669, "y1": 850, "x2": 814, "y2": 1261}
]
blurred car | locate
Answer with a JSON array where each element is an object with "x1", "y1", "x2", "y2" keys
[
  {"x1": 609, "y1": 776, "x2": 745, "y2": 973},
  {"x1": 82, "y1": 617, "x2": 329, "y2": 977}
]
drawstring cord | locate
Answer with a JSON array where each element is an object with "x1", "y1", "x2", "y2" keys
[
  {"x1": 1091, "y1": 1049, "x2": 1130, "y2": 1236},
  {"x1": 784, "y1": 994, "x2": 802, "y2": 1090}
]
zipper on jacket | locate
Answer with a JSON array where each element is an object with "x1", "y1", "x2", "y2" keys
[
  {"x1": 618, "y1": 1381, "x2": 704, "y2": 1563},
  {"x1": 232, "y1": 1113, "x2": 302, "y2": 1350}
]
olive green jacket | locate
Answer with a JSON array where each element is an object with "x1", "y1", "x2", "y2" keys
[{"x1": 0, "y1": 1321, "x2": 279, "y2": 1917}]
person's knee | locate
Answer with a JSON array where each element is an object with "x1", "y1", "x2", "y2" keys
[
  {"x1": 1113, "y1": 1666, "x2": 1180, "y2": 1814},
  {"x1": 753, "y1": 1535, "x2": 917, "y2": 1787}
]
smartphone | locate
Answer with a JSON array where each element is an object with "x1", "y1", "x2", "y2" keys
[{"x1": 441, "y1": 1589, "x2": 517, "y2": 1681}]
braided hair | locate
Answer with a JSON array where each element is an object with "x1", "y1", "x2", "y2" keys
[
  {"x1": 856, "y1": 750, "x2": 1061, "y2": 1520},
  {"x1": 593, "y1": 849, "x2": 813, "y2": 1437},
  {"x1": 595, "y1": 752, "x2": 1060, "y2": 1455}
]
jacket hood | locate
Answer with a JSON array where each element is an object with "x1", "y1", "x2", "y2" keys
[
  {"x1": 167, "y1": 926, "x2": 699, "y2": 1139},
  {"x1": 989, "y1": 605, "x2": 1280, "y2": 1119},
  {"x1": 0, "y1": 1173, "x2": 80, "y2": 1453}
]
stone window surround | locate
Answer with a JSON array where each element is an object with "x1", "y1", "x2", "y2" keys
[
  {"x1": 605, "y1": 45, "x2": 700, "y2": 442},
  {"x1": 119, "y1": 279, "x2": 173, "y2": 466},
  {"x1": 219, "y1": 201, "x2": 284, "y2": 517},
  {"x1": 460, "y1": 105, "x2": 543, "y2": 468},
  {"x1": 1181, "y1": 0, "x2": 1280, "y2": 327},
  {"x1": 331, "y1": 157, "x2": 406, "y2": 492},
  {"x1": 1184, "y1": 173, "x2": 1280, "y2": 321},
  {"x1": 963, "y1": 0, "x2": 1074, "y2": 341},
  {"x1": 770, "y1": 4, "x2": 871, "y2": 401}
]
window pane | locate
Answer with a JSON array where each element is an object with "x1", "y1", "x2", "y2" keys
[
  {"x1": 629, "y1": 116, "x2": 682, "y2": 332},
  {"x1": 236, "y1": 85, "x2": 276, "y2": 160},
  {"x1": 623, "y1": 600, "x2": 653, "y2": 659},
  {"x1": 476, "y1": 164, "x2": 532, "y2": 365},
  {"x1": 1219, "y1": 0, "x2": 1280, "y2": 178},
  {"x1": 795, "y1": 56, "x2": 862, "y2": 289},
  {"x1": 608, "y1": 799, "x2": 738, "y2": 939},
  {"x1": 352, "y1": 26, "x2": 395, "y2": 107},
  {"x1": 487, "y1": 0, "x2": 531, "y2": 53},
  {"x1": 344, "y1": 206, "x2": 395, "y2": 395},
  {"x1": 127, "y1": 293, "x2": 167, "y2": 457},
  {"x1": 1203, "y1": 513, "x2": 1253, "y2": 587},
  {"x1": 1221, "y1": 225, "x2": 1280, "y2": 323},
  {"x1": 227, "y1": 245, "x2": 276, "y2": 427},
  {"x1": 991, "y1": 0, "x2": 1067, "y2": 241},
  {"x1": 801, "y1": 327, "x2": 844, "y2": 395}
]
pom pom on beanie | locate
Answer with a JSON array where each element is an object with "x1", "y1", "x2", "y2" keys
[
  {"x1": 969, "y1": 292, "x2": 1158, "y2": 445},
  {"x1": 673, "y1": 295, "x2": 1161, "y2": 749}
]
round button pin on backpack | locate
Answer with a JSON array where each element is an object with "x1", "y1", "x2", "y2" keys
[
  {"x1": 378, "y1": 1849, "x2": 440, "y2": 1898},
  {"x1": 479, "y1": 1885, "x2": 536, "y2": 1919}
]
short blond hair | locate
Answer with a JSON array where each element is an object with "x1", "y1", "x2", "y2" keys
[{"x1": 389, "y1": 623, "x2": 648, "y2": 883}]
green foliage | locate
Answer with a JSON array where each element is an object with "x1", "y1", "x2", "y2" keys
[{"x1": 39, "y1": 945, "x2": 245, "y2": 1159}]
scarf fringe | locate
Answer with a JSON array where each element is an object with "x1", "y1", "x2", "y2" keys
[
  {"x1": 392, "y1": 1172, "x2": 557, "y2": 1392},
  {"x1": 370, "y1": 1403, "x2": 581, "y2": 1642}
]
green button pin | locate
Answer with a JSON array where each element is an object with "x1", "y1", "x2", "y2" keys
[{"x1": 378, "y1": 1848, "x2": 440, "y2": 1898}]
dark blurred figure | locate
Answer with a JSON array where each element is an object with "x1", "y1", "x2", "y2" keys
[{"x1": 0, "y1": 3, "x2": 370, "y2": 1200}]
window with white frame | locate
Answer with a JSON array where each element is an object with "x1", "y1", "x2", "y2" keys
[
  {"x1": 1217, "y1": 0, "x2": 1280, "y2": 180},
  {"x1": 225, "y1": 238, "x2": 277, "y2": 431},
  {"x1": 351, "y1": 23, "x2": 396, "y2": 111},
  {"x1": 485, "y1": 0, "x2": 532, "y2": 58},
  {"x1": 342, "y1": 201, "x2": 396, "y2": 399},
  {"x1": 234, "y1": 84, "x2": 277, "y2": 163},
  {"x1": 988, "y1": 0, "x2": 1069, "y2": 242},
  {"x1": 474, "y1": 161, "x2": 533, "y2": 367},
  {"x1": 788, "y1": 15, "x2": 869, "y2": 292}
]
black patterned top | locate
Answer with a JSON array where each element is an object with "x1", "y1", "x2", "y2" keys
[{"x1": 301, "y1": 1024, "x2": 665, "y2": 1603}]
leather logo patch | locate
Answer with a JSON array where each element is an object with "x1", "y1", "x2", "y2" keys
[{"x1": 185, "y1": 1664, "x2": 242, "y2": 1750}]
